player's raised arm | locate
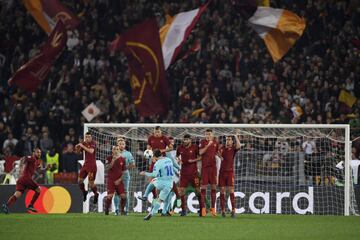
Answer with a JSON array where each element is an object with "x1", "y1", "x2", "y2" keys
[{"x1": 234, "y1": 133, "x2": 241, "y2": 150}]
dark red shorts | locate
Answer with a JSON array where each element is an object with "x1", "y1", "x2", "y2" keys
[
  {"x1": 180, "y1": 174, "x2": 200, "y2": 188},
  {"x1": 16, "y1": 176, "x2": 39, "y2": 193},
  {"x1": 79, "y1": 165, "x2": 97, "y2": 181},
  {"x1": 149, "y1": 162, "x2": 155, "y2": 172},
  {"x1": 218, "y1": 171, "x2": 234, "y2": 187},
  {"x1": 201, "y1": 167, "x2": 217, "y2": 185},
  {"x1": 107, "y1": 179, "x2": 125, "y2": 195}
]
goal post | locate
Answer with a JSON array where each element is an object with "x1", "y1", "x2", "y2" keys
[{"x1": 83, "y1": 123, "x2": 358, "y2": 216}]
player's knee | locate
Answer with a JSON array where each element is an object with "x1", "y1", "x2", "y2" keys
[
  {"x1": 14, "y1": 191, "x2": 22, "y2": 198},
  {"x1": 229, "y1": 187, "x2": 234, "y2": 193},
  {"x1": 211, "y1": 185, "x2": 217, "y2": 190},
  {"x1": 220, "y1": 187, "x2": 226, "y2": 194}
]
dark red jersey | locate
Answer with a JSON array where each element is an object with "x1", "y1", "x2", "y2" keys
[
  {"x1": 84, "y1": 141, "x2": 96, "y2": 167},
  {"x1": 106, "y1": 155, "x2": 126, "y2": 181},
  {"x1": 220, "y1": 146, "x2": 239, "y2": 172},
  {"x1": 199, "y1": 139, "x2": 219, "y2": 168},
  {"x1": 20, "y1": 156, "x2": 40, "y2": 178},
  {"x1": 177, "y1": 144, "x2": 198, "y2": 175},
  {"x1": 148, "y1": 135, "x2": 170, "y2": 156}
]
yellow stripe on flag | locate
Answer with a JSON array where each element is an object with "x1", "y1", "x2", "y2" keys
[
  {"x1": 339, "y1": 90, "x2": 357, "y2": 108},
  {"x1": 159, "y1": 15, "x2": 175, "y2": 45},
  {"x1": 263, "y1": 10, "x2": 305, "y2": 62},
  {"x1": 23, "y1": 0, "x2": 52, "y2": 34}
]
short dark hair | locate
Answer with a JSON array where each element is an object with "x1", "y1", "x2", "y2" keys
[
  {"x1": 153, "y1": 149, "x2": 162, "y2": 157},
  {"x1": 85, "y1": 132, "x2": 92, "y2": 136},
  {"x1": 226, "y1": 136, "x2": 234, "y2": 140},
  {"x1": 33, "y1": 147, "x2": 41, "y2": 152},
  {"x1": 155, "y1": 126, "x2": 161, "y2": 130},
  {"x1": 205, "y1": 129, "x2": 212, "y2": 133},
  {"x1": 184, "y1": 134, "x2": 191, "y2": 139}
]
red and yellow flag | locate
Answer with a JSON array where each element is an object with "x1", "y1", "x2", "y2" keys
[
  {"x1": 122, "y1": 18, "x2": 170, "y2": 117},
  {"x1": 23, "y1": 0, "x2": 80, "y2": 34},
  {"x1": 8, "y1": 21, "x2": 67, "y2": 92}
]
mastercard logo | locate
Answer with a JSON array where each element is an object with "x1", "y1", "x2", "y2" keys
[{"x1": 25, "y1": 186, "x2": 72, "y2": 214}]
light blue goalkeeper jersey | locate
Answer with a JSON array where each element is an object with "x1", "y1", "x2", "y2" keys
[{"x1": 120, "y1": 150, "x2": 135, "y2": 179}]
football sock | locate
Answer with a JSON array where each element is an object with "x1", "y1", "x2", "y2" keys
[
  {"x1": 120, "y1": 197, "x2": 126, "y2": 213},
  {"x1": 211, "y1": 189, "x2": 216, "y2": 208},
  {"x1": 181, "y1": 195, "x2": 186, "y2": 211},
  {"x1": 163, "y1": 192, "x2": 174, "y2": 214},
  {"x1": 152, "y1": 188, "x2": 157, "y2": 198},
  {"x1": 79, "y1": 183, "x2": 86, "y2": 194},
  {"x1": 126, "y1": 191, "x2": 130, "y2": 212},
  {"x1": 30, "y1": 191, "x2": 40, "y2": 206},
  {"x1": 105, "y1": 196, "x2": 112, "y2": 211},
  {"x1": 151, "y1": 201, "x2": 161, "y2": 216},
  {"x1": 230, "y1": 193, "x2": 235, "y2": 211},
  {"x1": 91, "y1": 185, "x2": 98, "y2": 195},
  {"x1": 200, "y1": 189, "x2": 206, "y2": 209},
  {"x1": 220, "y1": 193, "x2": 225, "y2": 212},
  {"x1": 172, "y1": 182, "x2": 179, "y2": 199},
  {"x1": 113, "y1": 194, "x2": 120, "y2": 211},
  {"x1": 144, "y1": 182, "x2": 155, "y2": 198}
]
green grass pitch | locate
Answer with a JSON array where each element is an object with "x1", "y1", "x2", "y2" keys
[{"x1": 1, "y1": 213, "x2": 360, "y2": 240}]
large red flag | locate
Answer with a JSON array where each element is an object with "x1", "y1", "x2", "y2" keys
[
  {"x1": 122, "y1": 18, "x2": 170, "y2": 117},
  {"x1": 8, "y1": 21, "x2": 67, "y2": 92}
]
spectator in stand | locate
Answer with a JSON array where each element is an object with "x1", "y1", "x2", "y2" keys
[
  {"x1": 39, "y1": 131, "x2": 54, "y2": 154},
  {"x1": 59, "y1": 143, "x2": 79, "y2": 174},
  {"x1": 2, "y1": 132, "x2": 18, "y2": 153},
  {"x1": 0, "y1": 0, "x2": 358, "y2": 158}
]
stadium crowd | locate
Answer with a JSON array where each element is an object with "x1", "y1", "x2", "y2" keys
[{"x1": 0, "y1": 0, "x2": 359, "y2": 177}]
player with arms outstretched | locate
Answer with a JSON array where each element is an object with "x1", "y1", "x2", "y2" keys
[
  {"x1": 177, "y1": 134, "x2": 201, "y2": 216},
  {"x1": 104, "y1": 146, "x2": 127, "y2": 215},
  {"x1": 199, "y1": 129, "x2": 219, "y2": 217},
  {"x1": 219, "y1": 134, "x2": 241, "y2": 217},
  {"x1": 140, "y1": 149, "x2": 176, "y2": 221},
  {"x1": 2, "y1": 148, "x2": 42, "y2": 214},
  {"x1": 76, "y1": 132, "x2": 99, "y2": 204}
]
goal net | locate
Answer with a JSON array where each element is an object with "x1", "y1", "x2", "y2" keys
[{"x1": 83, "y1": 123, "x2": 358, "y2": 215}]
